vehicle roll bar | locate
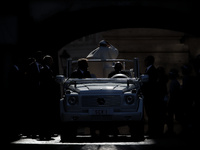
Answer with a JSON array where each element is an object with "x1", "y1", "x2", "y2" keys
[{"x1": 65, "y1": 58, "x2": 139, "y2": 78}]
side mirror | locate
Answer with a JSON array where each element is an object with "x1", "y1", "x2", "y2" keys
[
  {"x1": 140, "y1": 74, "x2": 149, "y2": 82},
  {"x1": 55, "y1": 75, "x2": 65, "y2": 84}
]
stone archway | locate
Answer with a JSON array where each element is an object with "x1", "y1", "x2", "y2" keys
[
  {"x1": 3, "y1": 1, "x2": 200, "y2": 81},
  {"x1": 28, "y1": 4, "x2": 199, "y2": 51}
]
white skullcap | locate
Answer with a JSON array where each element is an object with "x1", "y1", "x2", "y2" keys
[{"x1": 99, "y1": 40, "x2": 107, "y2": 45}]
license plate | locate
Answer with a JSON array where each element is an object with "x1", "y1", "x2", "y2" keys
[{"x1": 89, "y1": 109, "x2": 113, "y2": 115}]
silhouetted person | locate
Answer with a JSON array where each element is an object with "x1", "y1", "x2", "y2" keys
[
  {"x1": 39, "y1": 55, "x2": 57, "y2": 140},
  {"x1": 8, "y1": 56, "x2": 25, "y2": 140},
  {"x1": 156, "y1": 66, "x2": 169, "y2": 136},
  {"x1": 26, "y1": 51, "x2": 44, "y2": 137},
  {"x1": 21, "y1": 57, "x2": 36, "y2": 136},
  {"x1": 27, "y1": 51, "x2": 43, "y2": 87},
  {"x1": 108, "y1": 61, "x2": 128, "y2": 78},
  {"x1": 167, "y1": 68, "x2": 180, "y2": 136},
  {"x1": 180, "y1": 64, "x2": 195, "y2": 135},
  {"x1": 141, "y1": 55, "x2": 159, "y2": 137},
  {"x1": 193, "y1": 54, "x2": 200, "y2": 136},
  {"x1": 70, "y1": 58, "x2": 91, "y2": 78}
]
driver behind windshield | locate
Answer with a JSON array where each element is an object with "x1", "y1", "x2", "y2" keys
[
  {"x1": 70, "y1": 58, "x2": 92, "y2": 78},
  {"x1": 108, "y1": 61, "x2": 128, "y2": 78}
]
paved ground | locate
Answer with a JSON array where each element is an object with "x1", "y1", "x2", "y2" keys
[
  {"x1": 6, "y1": 120, "x2": 199, "y2": 150},
  {"x1": 9, "y1": 134, "x2": 198, "y2": 150}
]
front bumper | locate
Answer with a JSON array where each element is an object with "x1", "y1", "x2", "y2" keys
[{"x1": 60, "y1": 98, "x2": 143, "y2": 122}]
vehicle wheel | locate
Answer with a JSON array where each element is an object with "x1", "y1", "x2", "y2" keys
[
  {"x1": 129, "y1": 121, "x2": 144, "y2": 141},
  {"x1": 60, "y1": 123, "x2": 77, "y2": 142}
]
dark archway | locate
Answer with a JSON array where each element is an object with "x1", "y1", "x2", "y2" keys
[{"x1": 27, "y1": 5, "x2": 198, "y2": 52}]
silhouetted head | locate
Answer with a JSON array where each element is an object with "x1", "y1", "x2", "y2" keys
[
  {"x1": 43, "y1": 55, "x2": 53, "y2": 67},
  {"x1": 144, "y1": 55, "x2": 155, "y2": 67},
  {"x1": 99, "y1": 40, "x2": 108, "y2": 47},
  {"x1": 114, "y1": 62, "x2": 123, "y2": 72},
  {"x1": 33, "y1": 51, "x2": 43, "y2": 63},
  {"x1": 78, "y1": 58, "x2": 88, "y2": 71}
]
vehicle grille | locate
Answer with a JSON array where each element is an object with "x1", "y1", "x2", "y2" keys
[{"x1": 81, "y1": 95, "x2": 121, "y2": 107}]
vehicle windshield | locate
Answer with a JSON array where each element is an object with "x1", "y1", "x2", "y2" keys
[{"x1": 68, "y1": 59, "x2": 136, "y2": 78}]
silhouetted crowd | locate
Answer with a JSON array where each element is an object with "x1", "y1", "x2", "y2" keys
[
  {"x1": 142, "y1": 54, "x2": 200, "y2": 138},
  {"x1": 7, "y1": 51, "x2": 200, "y2": 141},
  {"x1": 8, "y1": 51, "x2": 60, "y2": 141}
]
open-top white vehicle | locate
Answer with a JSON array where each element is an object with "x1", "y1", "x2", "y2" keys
[{"x1": 56, "y1": 58, "x2": 148, "y2": 141}]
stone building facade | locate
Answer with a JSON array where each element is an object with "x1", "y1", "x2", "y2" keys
[{"x1": 59, "y1": 28, "x2": 199, "y2": 77}]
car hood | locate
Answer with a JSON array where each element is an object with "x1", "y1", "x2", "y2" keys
[{"x1": 74, "y1": 83, "x2": 129, "y2": 91}]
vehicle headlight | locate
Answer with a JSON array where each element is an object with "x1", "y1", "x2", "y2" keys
[
  {"x1": 68, "y1": 96, "x2": 78, "y2": 105},
  {"x1": 125, "y1": 96, "x2": 134, "y2": 104}
]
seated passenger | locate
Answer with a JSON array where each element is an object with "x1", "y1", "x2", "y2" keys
[
  {"x1": 70, "y1": 58, "x2": 91, "y2": 78},
  {"x1": 108, "y1": 62, "x2": 128, "y2": 78}
]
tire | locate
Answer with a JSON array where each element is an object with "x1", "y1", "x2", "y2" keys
[
  {"x1": 60, "y1": 123, "x2": 77, "y2": 142},
  {"x1": 129, "y1": 121, "x2": 144, "y2": 141}
]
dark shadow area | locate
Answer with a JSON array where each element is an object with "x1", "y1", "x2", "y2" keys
[
  {"x1": 29, "y1": 5, "x2": 200, "y2": 51},
  {"x1": 2, "y1": 2, "x2": 200, "y2": 149}
]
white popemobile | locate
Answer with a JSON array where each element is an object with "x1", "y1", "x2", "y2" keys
[{"x1": 56, "y1": 58, "x2": 148, "y2": 142}]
